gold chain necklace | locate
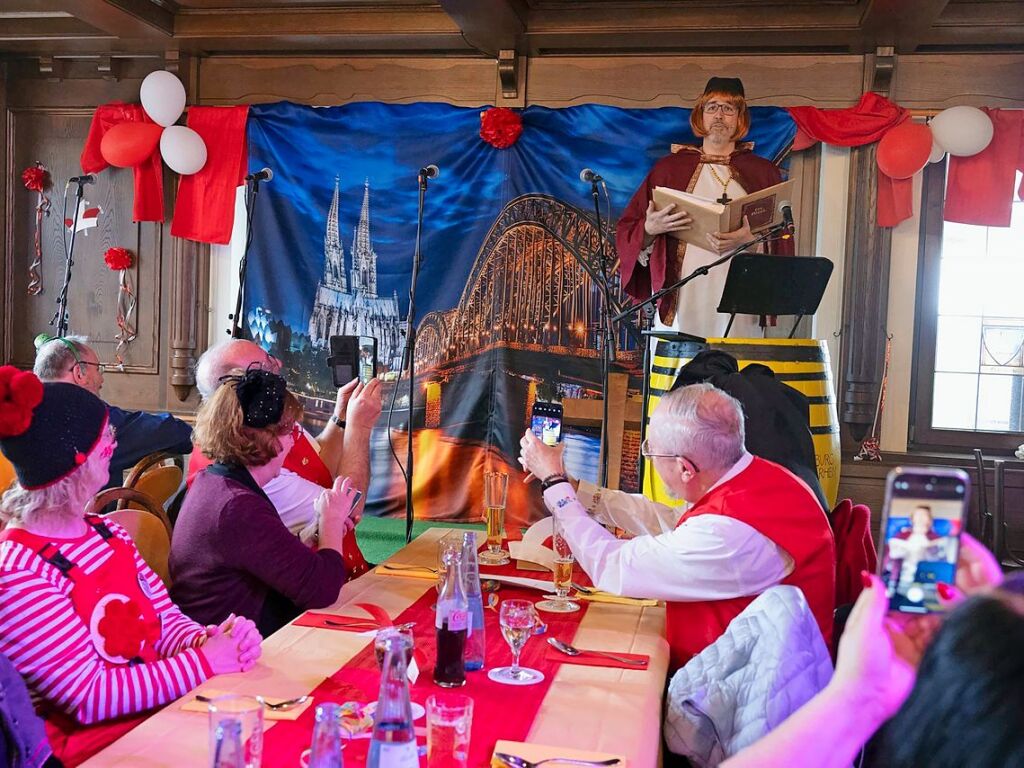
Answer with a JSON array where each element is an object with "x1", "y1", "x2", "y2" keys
[{"x1": 707, "y1": 163, "x2": 732, "y2": 204}]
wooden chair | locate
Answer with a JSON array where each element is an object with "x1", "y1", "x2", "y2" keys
[
  {"x1": 120, "y1": 452, "x2": 185, "y2": 512},
  {"x1": 87, "y1": 488, "x2": 173, "y2": 587},
  {"x1": 0, "y1": 451, "x2": 16, "y2": 494}
]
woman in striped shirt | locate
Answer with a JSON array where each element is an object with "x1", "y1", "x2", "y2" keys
[{"x1": 0, "y1": 366, "x2": 261, "y2": 765}]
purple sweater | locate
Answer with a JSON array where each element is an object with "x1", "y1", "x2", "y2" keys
[{"x1": 170, "y1": 463, "x2": 345, "y2": 636}]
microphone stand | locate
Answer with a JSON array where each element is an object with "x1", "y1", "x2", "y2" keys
[
  {"x1": 589, "y1": 177, "x2": 616, "y2": 487},
  {"x1": 613, "y1": 221, "x2": 791, "y2": 485},
  {"x1": 229, "y1": 175, "x2": 266, "y2": 338},
  {"x1": 51, "y1": 179, "x2": 88, "y2": 337},
  {"x1": 400, "y1": 170, "x2": 430, "y2": 543}
]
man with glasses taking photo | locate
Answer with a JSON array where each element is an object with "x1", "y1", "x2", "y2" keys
[
  {"x1": 33, "y1": 334, "x2": 193, "y2": 489},
  {"x1": 615, "y1": 76, "x2": 794, "y2": 339},
  {"x1": 519, "y1": 383, "x2": 834, "y2": 671}
]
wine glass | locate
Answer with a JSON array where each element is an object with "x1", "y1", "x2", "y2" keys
[
  {"x1": 536, "y1": 516, "x2": 580, "y2": 613},
  {"x1": 487, "y1": 599, "x2": 544, "y2": 685}
]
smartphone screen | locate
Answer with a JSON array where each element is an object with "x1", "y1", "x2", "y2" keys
[
  {"x1": 357, "y1": 336, "x2": 378, "y2": 385},
  {"x1": 878, "y1": 467, "x2": 969, "y2": 614},
  {"x1": 531, "y1": 402, "x2": 563, "y2": 447}
]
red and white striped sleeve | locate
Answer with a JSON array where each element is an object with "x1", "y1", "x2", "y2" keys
[
  {"x1": 107, "y1": 523, "x2": 208, "y2": 655},
  {"x1": 0, "y1": 541, "x2": 213, "y2": 725}
]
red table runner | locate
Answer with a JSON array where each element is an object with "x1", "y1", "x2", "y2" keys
[{"x1": 262, "y1": 573, "x2": 591, "y2": 766}]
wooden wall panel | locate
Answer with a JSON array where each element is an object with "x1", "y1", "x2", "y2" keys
[
  {"x1": 525, "y1": 55, "x2": 867, "y2": 108},
  {"x1": 894, "y1": 53, "x2": 1024, "y2": 108},
  {"x1": 4, "y1": 110, "x2": 163, "y2": 388},
  {"x1": 198, "y1": 56, "x2": 497, "y2": 106}
]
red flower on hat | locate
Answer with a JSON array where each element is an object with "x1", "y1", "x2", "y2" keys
[
  {"x1": 480, "y1": 107, "x2": 523, "y2": 149},
  {"x1": 0, "y1": 366, "x2": 44, "y2": 438},
  {"x1": 21, "y1": 164, "x2": 49, "y2": 193},
  {"x1": 104, "y1": 247, "x2": 134, "y2": 272},
  {"x1": 96, "y1": 597, "x2": 158, "y2": 661}
]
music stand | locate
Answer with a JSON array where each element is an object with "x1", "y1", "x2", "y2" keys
[{"x1": 717, "y1": 254, "x2": 834, "y2": 338}]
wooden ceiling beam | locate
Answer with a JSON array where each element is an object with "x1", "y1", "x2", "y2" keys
[
  {"x1": 438, "y1": 0, "x2": 526, "y2": 55},
  {"x1": 0, "y1": 17, "x2": 105, "y2": 40},
  {"x1": 857, "y1": 0, "x2": 952, "y2": 54},
  {"x1": 20, "y1": 0, "x2": 174, "y2": 39}
]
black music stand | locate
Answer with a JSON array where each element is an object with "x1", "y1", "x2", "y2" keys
[{"x1": 717, "y1": 254, "x2": 834, "y2": 338}]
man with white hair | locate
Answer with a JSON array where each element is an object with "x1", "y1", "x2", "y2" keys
[
  {"x1": 520, "y1": 382, "x2": 835, "y2": 670},
  {"x1": 33, "y1": 335, "x2": 193, "y2": 489},
  {"x1": 191, "y1": 339, "x2": 381, "y2": 577}
]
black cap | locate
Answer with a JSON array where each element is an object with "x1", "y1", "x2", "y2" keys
[{"x1": 703, "y1": 77, "x2": 745, "y2": 98}]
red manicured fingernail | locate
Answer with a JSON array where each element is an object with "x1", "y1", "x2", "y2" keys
[
  {"x1": 937, "y1": 582, "x2": 954, "y2": 600},
  {"x1": 860, "y1": 571, "x2": 873, "y2": 589}
]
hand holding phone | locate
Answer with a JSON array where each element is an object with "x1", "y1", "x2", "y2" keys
[
  {"x1": 877, "y1": 467, "x2": 969, "y2": 614},
  {"x1": 530, "y1": 401, "x2": 563, "y2": 447}
]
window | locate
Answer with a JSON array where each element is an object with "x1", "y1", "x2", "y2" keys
[{"x1": 911, "y1": 162, "x2": 1024, "y2": 451}]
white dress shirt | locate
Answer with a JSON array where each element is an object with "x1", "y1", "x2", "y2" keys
[{"x1": 542, "y1": 452, "x2": 794, "y2": 601}]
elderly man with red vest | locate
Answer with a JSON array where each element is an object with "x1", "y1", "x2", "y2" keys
[{"x1": 521, "y1": 382, "x2": 835, "y2": 671}]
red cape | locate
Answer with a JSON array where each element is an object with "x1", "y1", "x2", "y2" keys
[{"x1": 615, "y1": 144, "x2": 793, "y2": 325}]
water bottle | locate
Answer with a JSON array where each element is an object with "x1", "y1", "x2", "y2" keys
[
  {"x1": 308, "y1": 703, "x2": 345, "y2": 768},
  {"x1": 367, "y1": 633, "x2": 418, "y2": 768},
  {"x1": 461, "y1": 531, "x2": 486, "y2": 671},
  {"x1": 434, "y1": 548, "x2": 468, "y2": 687}
]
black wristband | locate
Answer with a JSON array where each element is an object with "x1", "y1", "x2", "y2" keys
[
  {"x1": 540, "y1": 473, "x2": 569, "y2": 491},
  {"x1": 331, "y1": 415, "x2": 346, "y2": 429}
]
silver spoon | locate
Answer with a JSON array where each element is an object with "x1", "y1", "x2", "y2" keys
[
  {"x1": 495, "y1": 751, "x2": 621, "y2": 768},
  {"x1": 546, "y1": 637, "x2": 647, "y2": 667}
]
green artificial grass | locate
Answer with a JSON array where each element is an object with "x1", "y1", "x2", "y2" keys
[{"x1": 355, "y1": 516, "x2": 485, "y2": 564}]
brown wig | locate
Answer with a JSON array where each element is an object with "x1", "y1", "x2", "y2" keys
[
  {"x1": 195, "y1": 377, "x2": 303, "y2": 466},
  {"x1": 690, "y1": 90, "x2": 750, "y2": 142}
]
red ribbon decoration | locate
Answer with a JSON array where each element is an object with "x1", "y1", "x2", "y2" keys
[
  {"x1": 21, "y1": 162, "x2": 51, "y2": 296},
  {"x1": 103, "y1": 248, "x2": 138, "y2": 368}
]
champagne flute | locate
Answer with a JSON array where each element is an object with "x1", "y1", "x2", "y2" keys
[
  {"x1": 487, "y1": 599, "x2": 544, "y2": 685},
  {"x1": 479, "y1": 471, "x2": 510, "y2": 566},
  {"x1": 536, "y1": 516, "x2": 580, "y2": 613}
]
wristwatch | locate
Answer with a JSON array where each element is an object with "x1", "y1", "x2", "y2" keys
[{"x1": 331, "y1": 415, "x2": 346, "y2": 429}]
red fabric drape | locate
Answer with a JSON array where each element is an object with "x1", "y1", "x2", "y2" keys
[
  {"x1": 81, "y1": 103, "x2": 164, "y2": 222},
  {"x1": 170, "y1": 105, "x2": 249, "y2": 245},
  {"x1": 944, "y1": 108, "x2": 1024, "y2": 227},
  {"x1": 788, "y1": 93, "x2": 914, "y2": 226}
]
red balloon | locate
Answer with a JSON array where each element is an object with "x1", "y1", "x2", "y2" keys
[
  {"x1": 876, "y1": 122, "x2": 933, "y2": 179},
  {"x1": 100, "y1": 122, "x2": 163, "y2": 168}
]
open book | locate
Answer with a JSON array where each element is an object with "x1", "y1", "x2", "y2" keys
[{"x1": 652, "y1": 178, "x2": 794, "y2": 249}]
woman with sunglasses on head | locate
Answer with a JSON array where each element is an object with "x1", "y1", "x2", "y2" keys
[
  {"x1": 170, "y1": 366, "x2": 357, "y2": 637},
  {"x1": 0, "y1": 366, "x2": 260, "y2": 766}
]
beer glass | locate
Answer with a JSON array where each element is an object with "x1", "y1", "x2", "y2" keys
[
  {"x1": 535, "y1": 516, "x2": 580, "y2": 613},
  {"x1": 479, "y1": 471, "x2": 510, "y2": 565}
]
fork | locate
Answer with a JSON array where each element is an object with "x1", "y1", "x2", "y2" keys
[
  {"x1": 571, "y1": 582, "x2": 597, "y2": 595},
  {"x1": 495, "y1": 752, "x2": 621, "y2": 768},
  {"x1": 195, "y1": 694, "x2": 310, "y2": 711}
]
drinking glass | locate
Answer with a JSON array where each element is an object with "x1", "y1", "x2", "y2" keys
[
  {"x1": 479, "y1": 471, "x2": 510, "y2": 566},
  {"x1": 208, "y1": 695, "x2": 264, "y2": 768},
  {"x1": 487, "y1": 599, "x2": 544, "y2": 685},
  {"x1": 426, "y1": 693, "x2": 473, "y2": 768},
  {"x1": 536, "y1": 516, "x2": 580, "y2": 613},
  {"x1": 306, "y1": 703, "x2": 346, "y2": 768}
]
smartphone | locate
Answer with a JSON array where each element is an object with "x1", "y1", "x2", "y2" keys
[
  {"x1": 327, "y1": 335, "x2": 378, "y2": 388},
  {"x1": 531, "y1": 402, "x2": 563, "y2": 447},
  {"x1": 877, "y1": 467, "x2": 969, "y2": 614}
]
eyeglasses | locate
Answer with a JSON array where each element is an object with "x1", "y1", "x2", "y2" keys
[
  {"x1": 703, "y1": 102, "x2": 738, "y2": 116},
  {"x1": 73, "y1": 361, "x2": 105, "y2": 374},
  {"x1": 640, "y1": 439, "x2": 700, "y2": 472}
]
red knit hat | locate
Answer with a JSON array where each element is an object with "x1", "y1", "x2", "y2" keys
[{"x1": 0, "y1": 366, "x2": 108, "y2": 490}]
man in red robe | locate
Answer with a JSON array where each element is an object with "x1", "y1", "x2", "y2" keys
[{"x1": 616, "y1": 77, "x2": 794, "y2": 334}]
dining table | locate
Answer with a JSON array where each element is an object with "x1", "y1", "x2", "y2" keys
[{"x1": 82, "y1": 527, "x2": 669, "y2": 767}]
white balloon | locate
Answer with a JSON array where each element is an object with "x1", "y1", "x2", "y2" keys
[
  {"x1": 160, "y1": 126, "x2": 207, "y2": 175},
  {"x1": 140, "y1": 70, "x2": 186, "y2": 127},
  {"x1": 929, "y1": 106, "x2": 994, "y2": 157},
  {"x1": 928, "y1": 135, "x2": 946, "y2": 164}
]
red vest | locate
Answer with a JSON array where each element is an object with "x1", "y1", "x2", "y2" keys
[
  {"x1": 665, "y1": 457, "x2": 835, "y2": 670},
  {"x1": 188, "y1": 437, "x2": 371, "y2": 578}
]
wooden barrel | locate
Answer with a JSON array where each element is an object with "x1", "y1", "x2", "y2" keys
[{"x1": 643, "y1": 337, "x2": 841, "y2": 510}]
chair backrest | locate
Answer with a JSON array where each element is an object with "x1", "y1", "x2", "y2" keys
[
  {"x1": 0, "y1": 452, "x2": 15, "y2": 495},
  {"x1": 121, "y1": 452, "x2": 184, "y2": 511},
  {"x1": 87, "y1": 488, "x2": 173, "y2": 587}
]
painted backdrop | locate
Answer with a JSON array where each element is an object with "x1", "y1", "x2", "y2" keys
[{"x1": 244, "y1": 101, "x2": 796, "y2": 524}]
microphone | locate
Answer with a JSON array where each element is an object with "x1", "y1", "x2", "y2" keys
[
  {"x1": 245, "y1": 168, "x2": 274, "y2": 183},
  {"x1": 67, "y1": 174, "x2": 95, "y2": 185},
  {"x1": 778, "y1": 199, "x2": 795, "y2": 235},
  {"x1": 419, "y1": 164, "x2": 440, "y2": 179},
  {"x1": 579, "y1": 168, "x2": 603, "y2": 183}
]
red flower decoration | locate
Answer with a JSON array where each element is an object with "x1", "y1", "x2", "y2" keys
[
  {"x1": 0, "y1": 366, "x2": 44, "y2": 439},
  {"x1": 97, "y1": 597, "x2": 158, "y2": 661},
  {"x1": 104, "y1": 247, "x2": 134, "y2": 272},
  {"x1": 21, "y1": 164, "x2": 49, "y2": 193},
  {"x1": 480, "y1": 107, "x2": 523, "y2": 149}
]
